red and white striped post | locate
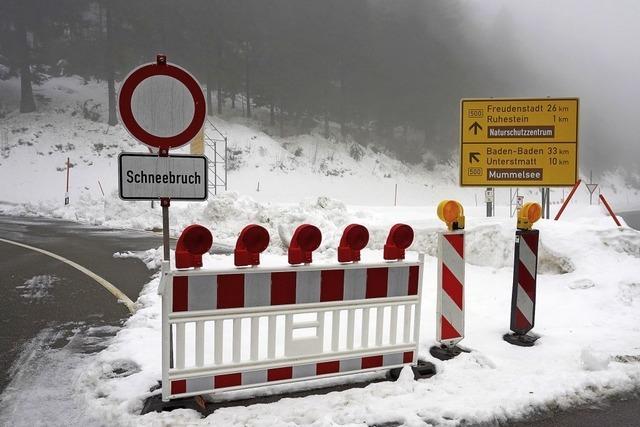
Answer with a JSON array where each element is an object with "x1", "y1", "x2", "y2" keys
[
  {"x1": 504, "y1": 202, "x2": 542, "y2": 347},
  {"x1": 430, "y1": 200, "x2": 468, "y2": 360}
]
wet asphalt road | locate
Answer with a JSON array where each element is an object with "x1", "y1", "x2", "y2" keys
[
  {"x1": 621, "y1": 210, "x2": 640, "y2": 230},
  {"x1": 0, "y1": 215, "x2": 164, "y2": 393}
]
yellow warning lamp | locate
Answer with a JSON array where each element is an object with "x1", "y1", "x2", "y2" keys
[
  {"x1": 437, "y1": 200, "x2": 465, "y2": 231},
  {"x1": 517, "y1": 202, "x2": 542, "y2": 230}
]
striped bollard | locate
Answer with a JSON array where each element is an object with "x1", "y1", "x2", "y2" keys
[
  {"x1": 430, "y1": 200, "x2": 469, "y2": 360},
  {"x1": 504, "y1": 202, "x2": 542, "y2": 347}
]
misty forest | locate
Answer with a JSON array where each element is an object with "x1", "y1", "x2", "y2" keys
[
  {"x1": 1, "y1": 0, "x2": 639, "y2": 178},
  {"x1": 0, "y1": 0, "x2": 540, "y2": 163}
]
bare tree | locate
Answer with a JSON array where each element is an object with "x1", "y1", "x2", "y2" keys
[{"x1": 104, "y1": 0, "x2": 117, "y2": 126}]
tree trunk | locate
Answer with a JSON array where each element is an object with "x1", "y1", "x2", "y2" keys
[
  {"x1": 105, "y1": 2, "x2": 117, "y2": 126},
  {"x1": 324, "y1": 113, "x2": 329, "y2": 139},
  {"x1": 206, "y1": 72, "x2": 213, "y2": 116},
  {"x1": 245, "y1": 43, "x2": 251, "y2": 118},
  {"x1": 279, "y1": 103, "x2": 285, "y2": 138},
  {"x1": 217, "y1": 84, "x2": 223, "y2": 114},
  {"x1": 16, "y1": 17, "x2": 35, "y2": 113},
  {"x1": 231, "y1": 94, "x2": 235, "y2": 109},
  {"x1": 339, "y1": 73, "x2": 345, "y2": 139},
  {"x1": 270, "y1": 102, "x2": 275, "y2": 126},
  {"x1": 216, "y1": 44, "x2": 223, "y2": 114}
]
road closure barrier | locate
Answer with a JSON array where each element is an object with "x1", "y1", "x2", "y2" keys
[
  {"x1": 158, "y1": 223, "x2": 427, "y2": 402},
  {"x1": 504, "y1": 202, "x2": 541, "y2": 347},
  {"x1": 431, "y1": 200, "x2": 468, "y2": 360}
]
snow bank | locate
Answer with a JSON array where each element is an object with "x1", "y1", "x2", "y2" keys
[{"x1": 59, "y1": 209, "x2": 640, "y2": 426}]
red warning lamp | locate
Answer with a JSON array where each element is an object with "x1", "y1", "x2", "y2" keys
[
  {"x1": 338, "y1": 224, "x2": 369, "y2": 263},
  {"x1": 289, "y1": 224, "x2": 322, "y2": 265},
  {"x1": 235, "y1": 224, "x2": 270, "y2": 267},
  {"x1": 175, "y1": 224, "x2": 213, "y2": 269},
  {"x1": 383, "y1": 223, "x2": 414, "y2": 261}
]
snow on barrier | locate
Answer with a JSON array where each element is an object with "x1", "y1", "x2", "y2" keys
[
  {"x1": 157, "y1": 223, "x2": 426, "y2": 401},
  {"x1": 504, "y1": 202, "x2": 542, "y2": 347}
]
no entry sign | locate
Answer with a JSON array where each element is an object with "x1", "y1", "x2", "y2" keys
[{"x1": 118, "y1": 55, "x2": 206, "y2": 153}]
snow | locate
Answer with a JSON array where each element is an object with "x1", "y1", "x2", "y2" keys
[
  {"x1": 1, "y1": 75, "x2": 640, "y2": 425},
  {"x1": 16, "y1": 275, "x2": 59, "y2": 300},
  {"x1": 59, "y1": 210, "x2": 639, "y2": 426},
  {"x1": 2, "y1": 76, "x2": 639, "y2": 215}
]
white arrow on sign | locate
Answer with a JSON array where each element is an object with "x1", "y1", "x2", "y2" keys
[
  {"x1": 118, "y1": 153, "x2": 208, "y2": 201},
  {"x1": 586, "y1": 183, "x2": 598, "y2": 194}
]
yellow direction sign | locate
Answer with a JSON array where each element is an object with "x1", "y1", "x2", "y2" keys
[{"x1": 460, "y1": 98, "x2": 579, "y2": 187}]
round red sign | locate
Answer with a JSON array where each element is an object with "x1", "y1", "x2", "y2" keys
[{"x1": 118, "y1": 55, "x2": 206, "y2": 153}]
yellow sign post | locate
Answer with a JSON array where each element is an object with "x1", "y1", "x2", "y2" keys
[
  {"x1": 190, "y1": 126, "x2": 205, "y2": 155},
  {"x1": 460, "y1": 98, "x2": 579, "y2": 187}
]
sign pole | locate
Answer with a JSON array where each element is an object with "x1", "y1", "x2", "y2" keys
[
  {"x1": 589, "y1": 171, "x2": 593, "y2": 205},
  {"x1": 509, "y1": 188, "x2": 513, "y2": 218},
  {"x1": 64, "y1": 157, "x2": 70, "y2": 205},
  {"x1": 546, "y1": 188, "x2": 550, "y2": 219},
  {"x1": 486, "y1": 188, "x2": 490, "y2": 217},
  {"x1": 117, "y1": 54, "x2": 207, "y2": 405},
  {"x1": 161, "y1": 198, "x2": 170, "y2": 261},
  {"x1": 485, "y1": 187, "x2": 494, "y2": 217},
  {"x1": 394, "y1": 183, "x2": 398, "y2": 206}
]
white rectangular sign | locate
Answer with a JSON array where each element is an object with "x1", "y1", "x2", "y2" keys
[{"x1": 118, "y1": 153, "x2": 208, "y2": 200}]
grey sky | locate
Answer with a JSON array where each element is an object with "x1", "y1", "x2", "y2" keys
[{"x1": 462, "y1": 0, "x2": 640, "y2": 176}]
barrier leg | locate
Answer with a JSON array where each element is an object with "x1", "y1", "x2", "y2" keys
[
  {"x1": 430, "y1": 230, "x2": 469, "y2": 360},
  {"x1": 503, "y1": 229, "x2": 540, "y2": 347},
  {"x1": 599, "y1": 194, "x2": 622, "y2": 227}
]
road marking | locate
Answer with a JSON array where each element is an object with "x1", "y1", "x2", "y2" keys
[{"x1": 0, "y1": 237, "x2": 136, "y2": 314}]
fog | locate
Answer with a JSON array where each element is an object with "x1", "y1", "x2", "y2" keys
[
  {"x1": 461, "y1": 0, "x2": 640, "y2": 175},
  {"x1": 1, "y1": 0, "x2": 638, "y2": 178}
]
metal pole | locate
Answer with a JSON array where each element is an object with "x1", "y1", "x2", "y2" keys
[
  {"x1": 486, "y1": 188, "x2": 491, "y2": 217},
  {"x1": 161, "y1": 198, "x2": 170, "y2": 261},
  {"x1": 509, "y1": 188, "x2": 513, "y2": 218},
  {"x1": 394, "y1": 183, "x2": 398, "y2": 206},
  {"x1": 224, "y1": 136, "x2": 228, "y2": 191},
  {"x1": 546, "y1": 188, "x2": 550, "y2": 219},
  {"x1": 65, "y1": 157, "x2": 70, "y2": 205},
  {"x1": 589, "y1": 170, "x2": 593, "y2": 205},
  {"x1": 599, "y1": 194, "x2": 622, "y2": 227},
  {"x1": 555, "y1": 179, "x2": 582, "y2": 220},
  {"x1": 213, "y1": 139, "x2": 217, "y2": 196}
]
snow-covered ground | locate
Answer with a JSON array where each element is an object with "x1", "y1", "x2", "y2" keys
[
  {"x1": 1, "y1": 76, "x2": 639, "y2": 217},
  {"x1": 1, "y1": 76, "x2": 640, "y2": 426}
]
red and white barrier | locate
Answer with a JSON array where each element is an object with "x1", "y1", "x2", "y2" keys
[
  {"x1": 436, "y1": 231, "x2": 465, "y2": 346},
  {"x1": 158, "y1": 224, "x2": 425, "y2": 401},
  {"x1": 505, "y1": 229, "x2": 539, "y2": 345}
]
